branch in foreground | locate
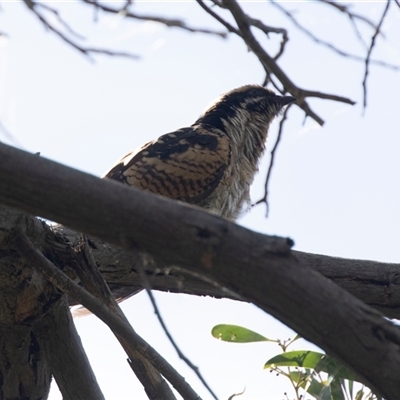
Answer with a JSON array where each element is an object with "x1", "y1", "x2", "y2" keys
[
  {"x1": 73, "y1": 237, "x2": 178, "y2": 400},
  {"x1": 12, "y1": 224, "x2": 200, "y2": 400},
  {"x1": 60, "y1": 226, "x2": 400, "y2": 320},
  {"x1": 2, "y1": 143, "x2": 400, "y2": 398}
]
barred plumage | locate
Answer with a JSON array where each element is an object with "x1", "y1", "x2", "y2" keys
[{"x1": 105, "y1": 85, "x2": 296, "y2": 219}]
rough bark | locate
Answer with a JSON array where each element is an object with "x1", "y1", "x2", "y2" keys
[
  {"x1": 0, "y1": 209, "x2": 54, "y2": 400},
  {"x1": 0, "y1": 208, "x2": 103, "y2": 399},
  {"x1": 0, "y1": 323, "x2": 51, "y2": 400}
]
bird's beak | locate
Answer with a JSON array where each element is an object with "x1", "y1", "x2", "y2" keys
[{"x1": 278, "y1": 95, "x2": 297, "y2": 106}]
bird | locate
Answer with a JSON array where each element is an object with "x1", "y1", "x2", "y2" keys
[
  {"x1": 104, "y1": 85, "x2": 296, "y2": 220},
  {"x1": 72, "y1": 86, "x2": 296, "y2": 315}
]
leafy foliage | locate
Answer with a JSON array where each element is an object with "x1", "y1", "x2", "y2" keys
[{"x1": 212, "y1": 324, "x2": 381, "y2": 400}]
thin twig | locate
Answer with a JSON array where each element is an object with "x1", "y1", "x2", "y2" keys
[
  {"x1": 322, "y1": 0, "x2": 369, "y2": 49},
  {"x1": 318, "y1": 0, "x2": 380, "y2": 30},
  {"x1": 300, "y1": 89, "x2": 356, "y2": 104},
  {"x1": 253, "y1": 106, "x2": 290, "y2": 216},
  {"x1": 23, "y1": 0, "x2": 139, "y2": 61},
  {"x1": 362, "y1": 1, "x2": 391, "y2": 109},
  {"x1": 248, "y1": 17, "x2": 288, "y2": 61},
  {"x1": 227, "y1": 387, "x2": 246, "y2": 400},
  {"x1": 262, "y1": 74, "x2": 270, "y2": 87},
  {"x1": 138, "y1": 260, "x2": 219, "y2": 400},
  {"x1": 248, "y1": 18, "x2": 287, "y2": 37},
  {"x1": 271, "y1": 0, "x2": 399, "y2": 70},
  {"x1": 12, "y1": 225, "x2": 202, "y2": 400},
  {"x1": 37, "y1": 2, "x2": 85, "y2": 40},
  {"x1": 83, "y1": 0, "x2": 227, "y2": 38}
]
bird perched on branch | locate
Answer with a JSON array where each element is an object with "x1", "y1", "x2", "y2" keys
[
  {"x1": 72, "y1": 86, "x2": 296, "y2": 315},
  {"x1": 104, "y1": 85, "x2": 296, "y2": 220}
]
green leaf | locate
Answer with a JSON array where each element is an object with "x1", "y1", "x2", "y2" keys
[
  {"x1": 265, "y1": 350, "x2": 324, "y2": 369},
  {"x1": 264, "y1": 351, "x2": 358, "y2": 382},
  {"x1": 211, "y1": 324, "x2": 273, "y2": 343}
]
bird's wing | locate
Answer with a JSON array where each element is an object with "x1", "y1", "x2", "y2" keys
[{"x1": 104, "y1": 126, "x2": 231, "y2": 204}]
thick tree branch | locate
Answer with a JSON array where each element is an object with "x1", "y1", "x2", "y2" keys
[
  {"x1": 0, "y1": 323, "x2": 51, "y2": 399},
  {"x1": 2, "y1": 143, "x2": 400, "y2": 398},
  {"x1": 57, "y1": 225, "x2": 400, "y2": 320}
]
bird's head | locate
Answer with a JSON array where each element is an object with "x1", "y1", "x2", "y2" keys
[
  {"x1": 196, "y1": 85, "x2": 296, "y2": 160},
  {"x1": 197, "y1": 85, "x2": 296, "y2": 134}
]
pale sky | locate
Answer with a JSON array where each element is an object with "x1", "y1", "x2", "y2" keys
[{"x1": 1, "y1": 1, "x2": 400, "y2": 399}]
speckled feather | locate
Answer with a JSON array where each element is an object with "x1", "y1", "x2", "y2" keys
[
  {"x1": 106, "y1": 126, "x2": 230, "y2": 204},
  {"x1": 104, "y1": 85, "x2": 296, "y2": 220}
]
